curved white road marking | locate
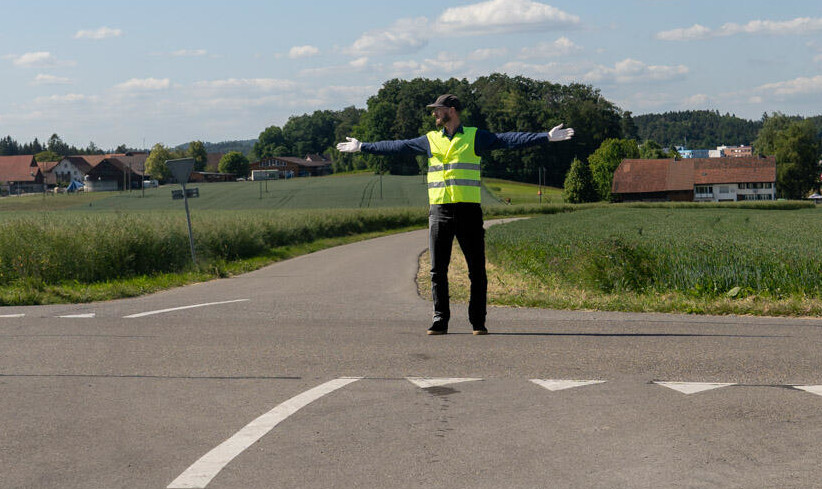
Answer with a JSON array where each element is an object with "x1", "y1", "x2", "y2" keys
[
  {"x1": 531, "y1": 379, "x2": 606, "y2": 391},
  {"x1": 654, "y1": 381, "x2": 736, "y2": 395},
  {"x1": 167, "y1": 377, "x2": 361, "y2": 489},
  {"x1": 406, "y1": 377, "x2": 482, "y2": 389},
  {"x1": 124, "y1": 299, "x2": 249, "y2": 319}
]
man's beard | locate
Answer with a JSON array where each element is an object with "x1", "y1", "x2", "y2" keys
[{"x1": 435, "y1": 112, "x2": 451, "y2": 128}]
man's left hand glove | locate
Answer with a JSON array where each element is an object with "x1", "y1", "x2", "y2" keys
[
  {"x1": 548, "y1": 124, "x2": 574, "y2": 142},
  {"x1": 336, "y1": 137, "x2": 362, "y2": 153}
]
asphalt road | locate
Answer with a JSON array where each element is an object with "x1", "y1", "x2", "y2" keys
[{"x1": 2, "y1": 225, "x2": 822, "y2": 488}]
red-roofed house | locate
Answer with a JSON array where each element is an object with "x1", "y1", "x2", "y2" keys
[
  {"x1": 611, "y1": 156, "x2": 776, "y2": 202},
  {"x1": 0, "y1": 155, "x2": 43, "y2": 195}
]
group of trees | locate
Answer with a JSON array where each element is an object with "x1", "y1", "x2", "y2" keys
[
  {"x1": 0, "y1": 133, "x2": 129, "y2": 162},
  {"x1": 144, "y1": 141, "x2": 248, "y2": 181},
  {"x1": 253, "y1": 74, "x2": 625, "y2": 186}
]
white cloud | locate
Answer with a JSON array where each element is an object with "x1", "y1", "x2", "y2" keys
[
  {"x1": 815, "y1": 54, "x2": 822, "y2": 63},
  {"x1": 468, "y1": 48, "x2": 508, "y2": 60},
  {"x1": 684, "y1": 93, "x2": 710, "y2": 106},
  {"x1": 583, "y1": 58, "x2": 688, "y2": 84},
  {"x1": 434, "y1": 0, "x2": 580, "y2": 35},
  {"x1": 74, "y1": 26, "x2": 122, "y2": 40},
  {"x1": 170, "y1": 49, "x2": 208, "y2": 57},
  {"x1": 288, "y1": 45, "x2": 320, "y2": 59},
  {"x1": 424, "y1": 52, "x2": 466, "y2": 72},
  {"x1": 114, "y1": 78, "x2": 171, "y2": 91},
  {"x1": 518, "y1": 36, "x2": 581, "y2": 59},
  {"x1": 34, "y1": 93, "x2": 91, "y2": 104},
  {"x1": 349, "y1": 56, "x2": 369, "y2": 68},
  {"x1": 500, "y1": 60, "x2": 562, "y2": 77},
  {"x1": 755, "y1": 75, "x2": 822, "y2": 97},
  {"x1": 193, "y1": 78, "x2": 298, "y2": 91},
  {"x1": 657, "y1": 17, "x2": 822, "y2": 41},
  {"x1": 6, "y1": 51, "x2": 74, "y2": 68},
  {"x1": 347, "y1": 17, "x2": 429, "y2": 56},
  {"x1": 32, "y1": 74, "x2": 70, "y2": 85}
]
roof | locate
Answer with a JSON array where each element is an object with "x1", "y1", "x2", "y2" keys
[
  {"x1": 0, "y1": 155, "x2": 40, "y2": 181},
  {"x1": 37, "y1": 160, "x2": 59, "y2": 172},
  {"x1": 693, "y1": 156, "x2": 775, "y2": 184},
  {"x1": 612, "y1": 156, "x2": 776, "y2": 194},
  {"x1": 256, "y1": 156, "x2": 331, "y2": 168},
  {"x1": 612, "y1": 159, "x2": 693, "y2": 194}
]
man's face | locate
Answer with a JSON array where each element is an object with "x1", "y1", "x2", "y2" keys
[{"x1": 432, "y1": 107, "x2": 451, "y2": 127}]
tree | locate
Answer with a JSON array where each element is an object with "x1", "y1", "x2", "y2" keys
[
  {"x1": 218, "y1": 151, "x2": 250, "y2": 177},
  {"x1": 753, "y1": 112, "x2": 794, "y2": 156},
  {"x1": 639, "y1": 140, "x2": 671, "y2": 159},
  {"x1": 144, "y1": 143, "x2": 175, "y2": 182},
  {"x1": 253, "y1": 125, "x2": 287, "y2": 159},
  {"x1": 621, "y1": 111, "x2": 639, "y2": 140},
  {"x1": 86, "y1": 141, "x2": 101, "y2": 154},
  {"x1": 588, "y1": 138, "x2": 640, "y2": 201},
  {"x1": 563, "y1": 157, "x2": 598, "y2": 203},
  {"x1": 187, "y1": 140, "x2": 207, "y2": 171},
  {"x1": 115, "y1": 144, "x2": 130, "y2": 154},
  {"x1": 47, "y1": 134, "x2": 69, "y2": 156},
  {"x1": 34, "y1": 150, "x2": 61, "y2": 162},
  {"x1": 771, "y1": 120, "x2": 821, "y2": 199}
]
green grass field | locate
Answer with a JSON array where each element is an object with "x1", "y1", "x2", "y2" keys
[
  {"x1": 482, "y1": 177, "x2": 565, "y2": 205},
  {"x1": 476, "y1": 205, "x2": 822, "y2": 315},
  {"x1": 0, "y1": 174, "x2": 505, "y2": 214}
]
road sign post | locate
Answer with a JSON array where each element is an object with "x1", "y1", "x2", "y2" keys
[{"x1": 167, "y1": 158, "x2": 197, "y2": 266}]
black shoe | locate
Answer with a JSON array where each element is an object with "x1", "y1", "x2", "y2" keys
[
  {"x1": 472, "y1": 325, "x2": 488, "y2": 335},
  {"x1": 427, "y1": 322, "x2": 448, "y2": 335}
]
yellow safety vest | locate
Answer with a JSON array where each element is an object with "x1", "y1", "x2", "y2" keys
[{"x1": 426, "y1": 127, "x2": 481, "y2": 204}]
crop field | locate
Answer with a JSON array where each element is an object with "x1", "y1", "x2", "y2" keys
[
  {"x1": 0, "y1": 174, "x2": 503, "y2": 213},
  {"x1": 473, "y1": 204, "x2": 822, "y2": 315},
  {"x1": 482, "y1": 177, "x2": 564, "y2": 205}
]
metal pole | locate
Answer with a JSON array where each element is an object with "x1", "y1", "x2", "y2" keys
[{"x1": 181, "y1": 183, "x2": 197, "y2": 265}]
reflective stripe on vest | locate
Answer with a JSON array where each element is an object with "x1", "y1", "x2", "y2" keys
[{"x1": 426, "y1": 127, "x2": 481, "y2": 204}]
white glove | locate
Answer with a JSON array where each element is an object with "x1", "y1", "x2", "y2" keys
[
  {"x1": 548, "y1": 124, "x2": 574, "y2": 142},
  {"x1": 336, "y1": 137, "x2": 362, "y2": 153}
]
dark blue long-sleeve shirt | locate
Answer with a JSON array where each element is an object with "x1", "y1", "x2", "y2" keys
[{"x1": 360, "y1": 125, "x2": 552, "y2": 157}]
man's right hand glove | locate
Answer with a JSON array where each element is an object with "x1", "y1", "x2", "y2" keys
[{"x1": 336, "y1": 137, "x2": 362, "y2": 153}]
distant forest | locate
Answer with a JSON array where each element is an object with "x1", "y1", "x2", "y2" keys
[
  {"x1": 174, "y1": 139, "x2": 256, "y2": 156},
  {"x1": 633, "y1": 110, "x2": 822, "y2": 149}
]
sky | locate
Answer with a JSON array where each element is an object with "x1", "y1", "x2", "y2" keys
[{"x1": 1, "y1": 0, "x2": 821, "y2": 150}]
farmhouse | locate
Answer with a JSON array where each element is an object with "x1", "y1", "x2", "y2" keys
[
  {"x1": 251, "y1": 155, "x2": 332, "y2": 178},
  {"x1": 611, "y1": 156, "x2": 776, "y2": 202},
  {"x1": 0, "y1": 155, "x2": 44, "y2": 195}
]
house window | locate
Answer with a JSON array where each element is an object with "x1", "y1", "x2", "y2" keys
[
  {"x1": 719, "y1": 186, "x2": 730, "y2": 194},
  {"x1": 764, "y1": 183, "x2": 772, "y2": 189},
  {"x1": 695, "y1": 185, "x2": 712, "y2": 194}
]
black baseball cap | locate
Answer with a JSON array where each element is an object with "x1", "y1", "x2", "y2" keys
[{"x1": 426, "y1": 94, "x2": 461, "y2": 111}]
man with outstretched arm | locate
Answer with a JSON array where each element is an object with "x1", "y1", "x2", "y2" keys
[{"x1": 337, "y1": 93, "x2": 574, "y2": 336}]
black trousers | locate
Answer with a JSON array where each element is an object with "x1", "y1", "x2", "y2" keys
[{"x1": 428, "y1": 203, "x2": 487, "y2": 327}]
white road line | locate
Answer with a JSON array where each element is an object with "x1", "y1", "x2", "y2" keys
[
  {"x1": 530, "y1": 379, "x2": 607, "y2": 391},
  {"x1": 793, "y1": 385, "x2": 822, "y2": 397},
  {"x1": 57, "y1": 313, "x2": 96, "y2": 318},
  {"x1": 167, "y1": 377, "x2": 361, "y2": 489},
  {"x1": 0, "y1": 314, "x2": 26, "y2": 318},
  {"x1": 124, "y1": 299, "x2": 250, "y2": 319},
  {"x1": 406, "y1": 377, "x2": 483, "y2": 389},
  {"x1": 654, "y1": 381, "x2": 736, "y2": 395}
]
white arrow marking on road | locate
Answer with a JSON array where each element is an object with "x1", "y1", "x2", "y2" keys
[
  {"x1": 0, "y1": 314, "x2": 25, "y2": 318},
  {"x1": 793, "y1": 385, "x2": 822, "y2": 397},
  {"x1": 124, "y1": 299, "x2": 249, "y2": 318},
  {"x1": 57, "y1": 313, "x2": 96, "y2": 318},
  {"x1": 406, "y1": 377, "x2": 483, "y2": 389},
  {"x1": 654, "y1": 381, "x2": 736, "y2": 395},
  {"x1": 530, "y1": 379, "x2": 606, "y2": 391},
  {"x1": 168, "y1": 377, "x2": 361, "y2": 489}
]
